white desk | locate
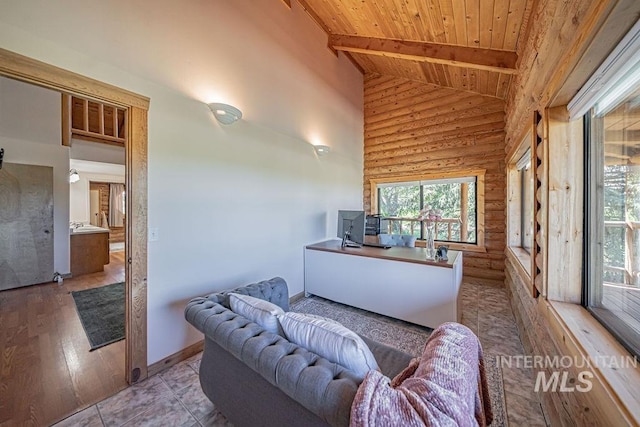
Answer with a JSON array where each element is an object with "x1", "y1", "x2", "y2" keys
[{"x1": 304, "y1": 240, "x2": 463, "y2": 329}]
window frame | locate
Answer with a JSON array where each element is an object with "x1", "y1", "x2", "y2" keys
[
  {"x1": 507, "y1": 128, "x2": 534, "y2": 278},
  {"x1": 584, "y1": 104, "x2": 640, "y2": 359},
  {"x1": 369, "y1": 169, "x2": 486, "y2": 253}
]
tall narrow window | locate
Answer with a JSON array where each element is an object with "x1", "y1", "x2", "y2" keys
[
  {"x1": 586, "y1": 62, "x2": 640, "y2": 356},
  {"x1": 517, "y1": 149, "x2": 534, "y2": 253},
  {"x1": 507, "y1": 131, "x2": 534, "y2": 277}
]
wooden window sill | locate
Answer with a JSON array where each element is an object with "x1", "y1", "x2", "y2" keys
[
  {"x1": 549, "y1": 301, "x2": 640, "y2": 424},
  {"x1": 506, "y1": 246, "x2": 532, "y2": 277}
]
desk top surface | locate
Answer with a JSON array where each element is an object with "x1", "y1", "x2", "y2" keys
[{"x1": 306, "y1": 239, "x2": 459, "y2": 268}]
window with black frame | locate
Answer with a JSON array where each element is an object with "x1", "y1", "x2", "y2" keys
[
  {"x1": 376, "y1": 176, "x2": 477, "y2": 243},
  {"x1": 585, "y1": 61, "x2": 640, "y2": 357}
]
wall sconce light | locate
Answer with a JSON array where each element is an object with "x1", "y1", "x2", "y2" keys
[
  {"x1": 207, "y1": 103, "x2": 242, "y2": 125},
  {"x1": 313, "y1": 145, "x2": 331, "y2": 157},
  {"x1": 69, "y1": 169, "x2": 80, "y2": 183}
]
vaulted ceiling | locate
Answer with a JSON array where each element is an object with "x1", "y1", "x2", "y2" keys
[{"x1": 286, "y1": 0, "x2": 534, "y2": 99}]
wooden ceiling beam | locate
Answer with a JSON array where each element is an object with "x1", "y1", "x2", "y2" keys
[{"x1": 329, "y1": 34, "x2": 519, "y2": 75}]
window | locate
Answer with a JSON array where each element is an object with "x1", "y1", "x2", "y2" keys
[
  {"x1": 507, "y1": 131, "x2": 534, "y2": 275},
  {"x1": 371, "y1": 170, "x2": 485, "y2": 249},
  {"x1": 517, "y1": 149, "x2": 534, "y2": 253},
  {"x1": 585, "y1": 62, "x2": 640, "y2": 357}
]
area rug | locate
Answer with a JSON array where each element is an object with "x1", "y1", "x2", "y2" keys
[
  {"x1": 71, "y1": 282, "x2": 125, "y2": 351},
  {"x1": 291, "y1": 296, "x2": 507, "y2": 426}
]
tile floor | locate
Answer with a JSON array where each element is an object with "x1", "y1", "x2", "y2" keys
[
  {"x1": 460, "y1": 282, "x2": 548, "y2": 426},
  {"x1": 55, "y1": 282, "x2": 548, "y2": 426}
]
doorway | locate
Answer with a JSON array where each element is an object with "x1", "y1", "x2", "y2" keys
[{"x1": 0, "y1": 48, "x2": 149, "y2": 424}]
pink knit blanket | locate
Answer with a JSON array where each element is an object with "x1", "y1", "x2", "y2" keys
[{"x1": 350, "y1": 323, "x2": 493, "y2": 427}]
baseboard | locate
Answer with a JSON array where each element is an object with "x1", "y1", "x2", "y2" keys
[
  {"x1": 149, "y1": 292, "x2": 304, "y2": 377},
  {"x1": 290, "y1": 291, "x2": 305, "y2": 304},
  {"x1": 147, "y1": 340, "x2": 204, "y2": 377}
]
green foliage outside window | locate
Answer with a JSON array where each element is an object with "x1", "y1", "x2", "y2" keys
[
  {"x1": 378, "y1": 179, "x2": 477, "y2": 243},
  {"x1": 603, "y1": 164, "x2": 640, "y2": 285}
]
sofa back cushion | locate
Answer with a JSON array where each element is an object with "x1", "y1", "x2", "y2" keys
[
  {"x1": 229, "y1": 293, "x2": 284, "y2": 335},
  {"x1": 279, "y1": 312, "x2": 379, "y2": 380}
]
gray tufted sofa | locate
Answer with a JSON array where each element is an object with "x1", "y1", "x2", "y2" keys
[{"x1": 184, "y1": 277, "x2": 413, "y2": 427}]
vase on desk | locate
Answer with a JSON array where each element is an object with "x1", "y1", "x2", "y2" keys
[{"x1": 425, "y1": 222, "x2": 436, "y2": 260}]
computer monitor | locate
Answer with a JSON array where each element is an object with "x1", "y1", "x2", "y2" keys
[{"x1": 337, "y1": 210, "x2": 366, "y2": 247}]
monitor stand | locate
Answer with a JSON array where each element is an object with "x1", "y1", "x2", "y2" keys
[{"x1": 341, "y1": 231, "x2": 361, "y2": 248}]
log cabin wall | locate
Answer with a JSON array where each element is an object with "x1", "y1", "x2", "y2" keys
[
  {"x1": 90, "y1": 182, "x2": 125, "y2": 244},
  {"x1": 363, "y1": 74, "x2": 506, "y2": 287},
  {"x1": 502, "y1": 0, "x2": 634, "y2": 424}
]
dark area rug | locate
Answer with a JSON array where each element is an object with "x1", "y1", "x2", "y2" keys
[
  {"x1": 291, "y1": 296, "x2": 507, "y2": 426},
  {"x1": 71, "y1": 282, "x2": 125, "y2": 351}
]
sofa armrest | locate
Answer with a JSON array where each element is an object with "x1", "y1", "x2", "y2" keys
[{"x1": 185, "y1": 295, "x2": 361, "y2": 427}]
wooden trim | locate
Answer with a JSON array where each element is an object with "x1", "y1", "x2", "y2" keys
[
  {"x1": 369, "y1": 168, "x2": 487, "y2": 187},
  {"x1": 532, "y1": 110, "x2": 546, "y2": 297},
  {"x1": 476, "y1": 172, "x2": 486, "y2": 250},
  {"x1": 61, "y1": 93, "x2": 71, "y2": 147},
  {"x1": 546, "y1": 106, "x2": 584, "y2": 303},
  {"x1": 0, "y1": 48, "x2": 149, "y2": 109},
  {"x1": 548, "y1": 301, "x2": 640, "y2": 425},
  {"x1": 460, "y1": 183, "x2": 469, "y2": 242},
  {"x1": 148, "y1": 340, "x2": 204, "y2": 378},
  {"x1": 329, "y1": 34, "x2": 518, "y2": 75},
  {"x1": 112, "y1": 106, "x2": 119, "y2": 139},
  {"x1": 72, "y1": 129, "x2": 126, "y2": 146},
  {"x1": 0, "y1": 48, "x2": 149, "y2": 385},
  {"x1": 98, "y1": 103, "x2": 104, "y2": 135},
  {"x1": 506, "y1": 246, "x2": 533, "y2": 279},
  {"x1": 280, "y1": 0, "x2": 292, "y2": 8},
  {"x1": 125, "y1": 106, "x2": 148, "y2": 384},
  {"x1": 290, "y1": 291, "x2": 305, "y2": 304},
  {"x1": 82, "y1": 98, "x2": 89, "y2": 131}
]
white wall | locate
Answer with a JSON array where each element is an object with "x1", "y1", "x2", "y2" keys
[
  {"x1": 0, "y1": 77, "x2": 70, "y2": 275},
  {"x1": 0, "y1": 1, "x2": 364, "y2": 363},
  {"x1": 70, "y1": 139, "x2": 125, "y2": 165}
]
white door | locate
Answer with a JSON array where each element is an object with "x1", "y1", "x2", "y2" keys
[
  {"x1": 0, "y1": 163, "x2": 54, "y2": 290},
  {"x1": 90, "y1": 189, "x2": 100, "y2": 226}
]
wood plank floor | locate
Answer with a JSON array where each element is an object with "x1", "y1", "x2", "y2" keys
[{"x1": 0, "y1": 251, "x2": 127, "y2": 426}]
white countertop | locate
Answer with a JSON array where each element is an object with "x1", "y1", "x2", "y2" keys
[{"x1": 70, "y1": 225, "x2": 110, "y2": 235}]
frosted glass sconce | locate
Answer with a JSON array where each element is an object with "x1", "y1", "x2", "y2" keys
[{"x1": 208, "y1": 103, "x2": 242, "y2": 125}]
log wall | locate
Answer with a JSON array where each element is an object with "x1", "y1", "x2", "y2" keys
[
  {"x1": 363, "y1": 74, "x2": 506, "y2": 286},
  {"x1": 90, "y1": 182, "x2": 125, "y2": 244},
  {"x1": 503, "y1": 0, "x2": 638, "y2": 424}
]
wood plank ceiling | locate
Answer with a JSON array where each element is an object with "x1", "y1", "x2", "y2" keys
[{"x1": 289, "y1": 0, "x2": 533, "y2": 99}]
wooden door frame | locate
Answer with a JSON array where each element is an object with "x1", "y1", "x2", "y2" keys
[{"x1": 0, "y1": 48, "x2": 149, "y2": 384}]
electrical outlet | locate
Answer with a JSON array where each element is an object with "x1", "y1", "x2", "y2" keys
[{"x1": 149, "y1": 227, "x2": 159, "y2": 241}]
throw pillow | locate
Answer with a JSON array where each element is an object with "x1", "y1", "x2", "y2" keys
[
  {"x1": 229, "y1": 293, "x2": 284, "y2": 335},
  {"x1": 279, "y1": 312, "x2": 379, "y2": 379}
]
